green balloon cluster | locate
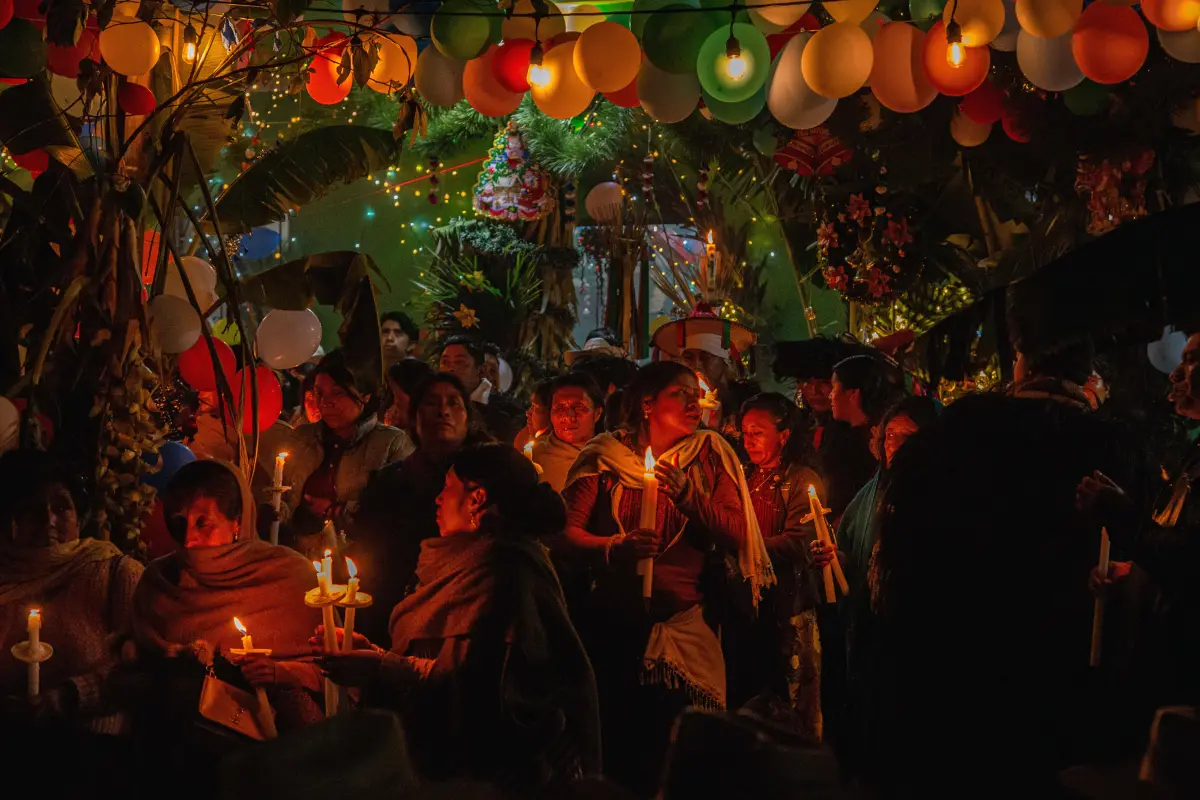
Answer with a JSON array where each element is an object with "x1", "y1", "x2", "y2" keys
[
  {"x1": 642, "y1": 6, "x2": 723, "y2": 74},
  {"x1": 696, "y1": 22, "x2": 769, "y2": 103},
  {"x1": 0, "y1": 20, "x2": 48, "y2": 79},
  {"x1": 908, "y1": 0, "x2": 949, "y2": 31},
  {"x1": 431, "y1": 0, "x2": 501, "y2": 61},
  {"x1": 702, "y1": 86, "x2": 766, "y2": 125}
]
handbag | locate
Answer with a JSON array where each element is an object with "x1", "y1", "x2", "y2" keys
[{"x1": 198, "y1": 667, "x2": 269, "y2": 741}]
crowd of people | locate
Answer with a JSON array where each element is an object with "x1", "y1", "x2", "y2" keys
[{"x1": 2, "y1": 304, "x2": 1199, "y2": 799}]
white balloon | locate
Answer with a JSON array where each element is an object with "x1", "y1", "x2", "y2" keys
[
  {"x1": 768, "y1": 34, "x2": 838, "y2": 130},
  {"x1": 1159, "y1": 27, "x2": 1200, "y2": 64},
  {"x1": 990, "y1": 0, "x2": 1019, "y2": 52},
  {"x1": 585, "y1": 182, "x2": 624, "y2": 223},
  {"x1": 255, "y1": 309, "x2": 323, "y2": 370},
  {"x1": 414, "y1": 45, "x2": 465, "y2": 107},
  {"x1": 163, "y1": 255, "x2": 219, "y2": 310},
  {"x1": 951, "y1": 111, "x2": 993, "y2": 147},
  {"x1": 147, "y1": 294, "x2": 203, "y2": 354},
  {"x1": 1016, "y1": 29, "x2": 1082, "y2": 92},
  {"x1": 497, "y1": 357, "x2": 513, "y2": 393},
  {"x1": 1148, "y1": 327, "x2": 1189, "y2": 374},
  {"x1": 0, "y1": 396, "x2": 18, "y2": 456},
  {"x1": 638, "y1": 61, "x2": 700, "y2": 124}
]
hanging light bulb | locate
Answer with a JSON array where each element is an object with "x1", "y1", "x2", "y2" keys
[
  {"x1": 183, "y1": 25, "x2": 198, "y2": 64},
  {"x1": 945, "y1": 17, "x2": 965, "y2": 69},
  {"x1": 724, "y1": 33, "x2": 748, "y2": 81},
  {"x1": 527, "y1": 42, "x2": 551, "y2": 88}
]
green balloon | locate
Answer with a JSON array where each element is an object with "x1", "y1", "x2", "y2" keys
[
  {"x1": 431, "y1": 0, "x2": 499, "y2": 61},
  {"x1": 643, "y1": 6, "x2": 722, "y2": 74},
  {"x1": 0, "y1": 20, "x2": 48, "y2": 79},
  {"x1": 697, "y1": 22, "x2": 769, "y2": 103},
  {"x1": 752, "y1": 126, "x2": 780, "y2": 155},
  {"x1": 1063, "y1": 81, "x2": 1109, "y2": 117},
  {"x1": 908, "y1": 0, "x2": 948, "y2": 31},
  {"x1": 631, "y1": 0, "x2": 695, "y2": 39},
  {"x1": 702, "y1": 86, "x2": 766, "y2": 125}
]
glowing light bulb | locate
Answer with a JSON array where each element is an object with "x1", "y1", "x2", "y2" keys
[
  {"x1": 946, "y1": 40, "x2": 965, "y2": 69},
  {"x1": 723, "y1": 34, "x2": 748, "y2": 81},
  {"x1": 183, "y1": 26, "x2": 198, "y2": 64},
  {"x1": 527, "y1": 63, "x2": 551, "y2": 88}
]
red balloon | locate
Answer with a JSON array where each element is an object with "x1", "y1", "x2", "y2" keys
[
  {"x1": 313, "y1": 31, "x2": 347, "y2": 62},
  {"x1": 1001, "y1": 107, "x2": 1031, "y2": 143},
  {"x1": 0, "y1": 76, "x2": 25, "y2": 85},
  {"x1": 47, "y1": 28, "x2": 97, "y2": 77},
  {"x1": 12, "y1": 398, "x2": 54, "y2": 445},
  {"x1": 118, "y1": 82, "x2": 156, "y2": 115},
  {"x1": 493, "y1": 38, "x2": 533, "y2": 93},
  {"x1": 227, "y1": 365, "x2": 283, "y2": 434},
  {"x1": 1071, "y1": 3, "x2": 1148, "y2": 86},
  {"x1": 959, "y1": 81, "x2": 1004, "y2": 125},
  {"x1": 0, "y1": 0, "x2": 13, "y2": 29},
  {"x1": 923, "y1": 20, "x2": 990, "y2": 97},
  {"x1": 178, "y1": 335, "x2": 237, "y2": 392},
  {"x1": 307, "y1": 55, "x2": 350, "y2": 105},
  {"x1": 11, "y1": 149, "x2": 48, "y2": 172},
  {"x1": 604, "y1": 75, "x2": 640, "y2": 108}
]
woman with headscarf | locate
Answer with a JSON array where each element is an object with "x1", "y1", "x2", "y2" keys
[
  {"x1": 258, "y1": 350, "x2": 414, "y2": 555},
  {"x1": 320, "y1": 444, "x2": 600, "y2": 795},
  {"x1": 555, "y1": 361, "x2": 772, "y2": 796},
  {"x1": 382, "y1": 358, "x2": 434, "y2": 435}
]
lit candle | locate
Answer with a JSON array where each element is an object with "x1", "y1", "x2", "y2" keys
[
  {"x1": 808, "y1": 485, "x2": 850, "y2": 603},
  {"x1": 1090, "y1": 527, "x2": 1110, "y2": 667},
  {"x1": 313, "y1": 560, "x2": 331, "y2": 598},
  {"x1": 233, "y1": 616, "x2": 253, "y2": 651},
  {"x1": 523, "y1": 440, "x2": 535, "y2": 461},
  {"x1": 342, "y1": 557, "x2": 359, "y2": 654},
  {"x1": 322, "y1": 547, "x2": 333, "y2": 591},
  {"x1": 705, "y1": 229, "x2": 718, "y2": 284},
  {"x1": 638, "y1": 448, "x2": 658, "y2": 600},
  {"x1": 269, "y1": 452, "x2": 288, "y2": 546},
  {"x1": 231, "y1": 618, "x2": 278, "y2": 739},
  {"x1": 344, "y1": 557, "x2": 359, "y2": 605},
  {"x1": 27, "y1": 609, "x2": 41, "y2": 698},
  {"x1": 28, "y1": 608, "x2": 41, "y2": 652}
]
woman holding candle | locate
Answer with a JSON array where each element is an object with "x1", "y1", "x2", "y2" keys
[
  {"x1": 318, "y1": 444, "x2": 600, "y2": 793},
  {"x1": 555, "y1": 361, "x2": 771, "y2": 796}
]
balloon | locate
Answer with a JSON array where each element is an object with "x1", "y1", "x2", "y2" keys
[
  {"x1": 0, "y1": 396, "x2": 17, "y2": 456},
  {"x1": 307, "y1": 54, "x2": 351, "y2": 105},
  {"x1": 142, "y1": 441, "x2": 197, "y2": 491},
  {"x1": 747, "y1": 0, "x2": 809, "y2": 32},
  {"x1": 753, "y1": 126, "x2": 780, "y2": 154},
  {"x1": 414, "y1": 45, "x2": 465, "y2": 107},
  {"x1": 869, "y1": 22, "x2": 938, "y2": 113},
  {"x1": 1142, "y1": 0, "x2": 1200, "y2": 32},
  {"x1": 239, "y1": 227, "x2": 282, "y2": 260},
  {"x1": 1016, "y1": 30, "x2": 1082, "y2": 92},
  {"x1": 800, "y1": 21, "x2": 873, "y2": 100},
  {"x1": 960, "y1": 80, "x2": 1004, "y2": 124},
  {"x1": 632, "y1": 0, "x2": 688, "y2": 38},
  {"x1": 604, "y1": 73, "x2": 640, "y2": 107},
  {"x1": 1071, "y1": 4, "x2": 1147, "y2": 85},
  {"x1": 861, "y1": 10, "x2": 890, "y2": 44},
  {"x1": 228, "y1": 365, "x2": 283, "y2": 435},
  {"x1": 574, "y1": 21, "x2": 640, "y2": 92},
  {"x1": 950, "y1": 110, "x2": 992, "y2": 146},
  {"x1": 391, "y1": 0, "x2": 437, "y2": 37},
  {"x1": 944, "y1": 0, "x2": 1006, "y2": 47},
  {"x1": 1014, "y1": 0, "x2": 1081, "y2": 39},
  {"x1": 47, "y1": 28, "x2": 98, "y2": 78},
  {"x1": 909, "y1": 0, "x2": 948, "y2": 30},
  {"x1": 493, "y1": 39, "x2": 534, "y2": 92},
  {"x1": 643, "y1": 5, "x2": 722, "y2": 74},
  {"x1": 342, "y1": 0, "x2": 390, "y2": 25},
  {"x1": 368, "y1": 33, "x2": 418, "y2": 92},
  {"x1": 1001, "y1": 105, "x2": 1031, "y2": 141},
  {"x1": 497, "y1": 357, "x2": 514, "y2": 393},
  {"x1": 1148, "y1": 327, "x2": 1189, "y2": 374},
  {"x1": 923, "y1": 21, "x2": 990, "y2": 95},
  {"x1": 1063, "y1": 80, "x2": 1108, "y2": 115},
  {"x1": 585, "y1": 181, "x2": 623, "y2": 222},
  {"x1": 11, "y1": 149, "x2": 48, "y2": 173},
  {"x1": 767, "y1": 33, "x2": 837, "y2": 128},
  {"x1": 164, "y1": 255, "x2": 218, "y2": 306},
  {"x1": 502, "y1": 0, "x2": 566, "y2": 41},
  {"x1": 117, "y1": 82, "x2": 156, "y2": 115},
  {"x1": 463, "y1": 45, "x2": 524, "y2": 116},
  {"x1": 99, "y1": 19, "x2": 160, "y2": 76},
  {"x1": 178, "y1": 336, "x2": 236, "y2": 392},
  {"x1": 148, "y1": 294, "x2": 202, "y2": 354},
  {"x1": 431, "y1": 0, "x2": 499, "y2": 60},
  {"x1": 212, "y1": 319, "x2": 241, "y2": 345},
  {"x1": 638, "y1": 60, "x2": 701, "y2": 122},
  {"x1": 566, "y1": 4, "x2": 604, "y2": 32},
  {"x1": 255, "y1": 309, "x2": 323, "y2": 370},
  {"x1": 990, "y1": 0, "x2": 1020, "y2": 51},
  {"x1": 702, "y1": 86, "x2": 767, "y2": 124},
  {"x1": 529, "y1": 40, "x2": 594, "y2": 119},
  {"x1": 827, "y1": 0, "x2": 878, "y2": 24},
  {"x1": 0, "y1": 18, "x2": 45, "y2": 77},
  {"x1": 0, "y1": 0, "x2": 11, "y2": 29},
  {"x1": 1159, "y1": 26, "x2": 1200, "y2": 63},
  {"x1": 697, "y1": 22, "x2": 770, "y2": 102}
]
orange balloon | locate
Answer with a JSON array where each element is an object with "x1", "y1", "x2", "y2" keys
[
  {"x1": 1142, "y1": 0, "x2": 1200, "y2": 32},
  {"x1": 530, "y1": 39, "x2": 595, "y2": 119},
  {"x1": 944, "y1": 0, "x2": 1006, "y2": 47},
  {"x1": 573, "y1": 21, "x2": 641, "y2": 92},
  {"x1": 307, "y1": 55, "x2": 350, "y2": 105},
  {"x1": 463, "y1": 46, "x2": 524, "y2": 116},
  {"x1": 1072, "y1": 3, "x2": 1148, "y2": 85},
  {"x1": 1014, "y1": 0, "x2": 1082, "y2": 38},
  {"x1": 870, "y1": 22, "x2": 938, "y2": 113},
  {"x1": 923, "y1": 21, "x2": 990, "y2": 96},
  {"x1": 801, "y1": 22, "x2": 874, "y2": 99}
]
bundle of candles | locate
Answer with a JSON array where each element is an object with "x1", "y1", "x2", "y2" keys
[
  {"x1": 305, "y1": 547, "x2": 372, "y2": 716},
  {"x1": 807, "y1": 485, "x2": 850, "y2": 604}
]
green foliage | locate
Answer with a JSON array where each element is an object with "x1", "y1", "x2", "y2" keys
[
  {"x1": 411, "y1": 101, "x2": 503, "y2": 160},
  {"x1": 512, "y1": 98, "x2": 635, "y2": 177},
  {"x1": 415, "y1": 251, "x2": 542, "y2": 350}
]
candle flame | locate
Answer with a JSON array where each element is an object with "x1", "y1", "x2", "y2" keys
[
  {"x1": 696, "y1": 372, "x2": 711, "y2": 393},
  {"x1": 28, "y1": 609, "x2": 40, "y2": 620},
  {"x1": 706, "y1": 230, "x2": 714, "y2": 245},
  {"x1": 644, "y1": 447, "x2": 656, "y2": 471},
  {"x1": 312, "y1": 560, "x2": 322, "y2": 573},
  {"x1": 807, "y1": 484, "x2": 818, "y2": 499},
  {"x1": 324, "y1": 548, "x2": 332, "y2": 558},
  {"x1": 233, "y1": 617, "x2": 247, "y2": 635},
  {"x1": 345, "y1": 557, "x2": 358, "y2": 579},
  {"x1": 278, "y1": 451, "x2": 288, "y2": 460}
]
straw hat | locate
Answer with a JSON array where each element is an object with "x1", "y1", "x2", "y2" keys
[{"x1": 652, "y1": 303, "x2": 756, "y2": 362}]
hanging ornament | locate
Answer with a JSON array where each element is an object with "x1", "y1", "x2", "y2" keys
[
  {"x1": 642, "y1": 153, "x2": 655, "y2": 202},
  {"x1": 696, "y1": 167, "x2": 709, "y2": 209},
  {"x1": 428, "y1": 155, "x2": 440, "y2": 204},
  {"x1": 472, "y1": 120, "x2": 555, "y2": 222},
  {"x1": 773, "y1": 126, "x2": 853, "y2": 178}
]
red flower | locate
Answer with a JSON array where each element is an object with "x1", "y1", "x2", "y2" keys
[
  {"x1": 817, "y1": 221, "x2": 840, "y2": 251},
  {"x1": 866, "y1": 268, "x2": 891, "y2": 298},
  {"x1": 884, "y1": 217, "x2": 913, "y2": 248},
  {"x1": 824, "y1": 265, "x2": 849, "y2": 291},
  {"x1": 848, "y1": 193, "x2": 871, "y2": 223}
]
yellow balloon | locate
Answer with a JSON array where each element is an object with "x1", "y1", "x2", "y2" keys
[
  {"x1": 531, "y1": 40, "x2": 595, "y2": 119},
  {"x1": 369, "y1": 33, "x2": 418, "y2": 93},
  {"x1": 1142, "y1": 0, "x2": 1200, "y2": 32},
  {"x1": 950, "y1": 111, "x2": 992, "y2": 147},
  {"x1": 565, "y1": 3, "x2": 605, "y2": 33},
  {"x1": 825, "y1": 0, "x2": 878, "y2": 24},
  {"x1": 503, "y1": 0, "x2": 567, "y2": 41},
  {"x1": 573, "y1": 21, "x2": 640, "y2": 92},
  {"x1": 748, "y1": 0, "x2": 810, "y2": 30},
  {"x1": 801, "y1": 22, "x2": 874, "y2": 99},
  {"x1": 945, "y1": 0, "x2": 1006, "y2": 47},
  {"x1": 1014, "y1": 0, "x2": 1082, "y2": 39},
  {"x1": 99, "y1": 20, "x2": 162, "y2": 77}
]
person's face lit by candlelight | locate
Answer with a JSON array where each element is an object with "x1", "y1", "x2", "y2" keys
[
  {"x1": 642, "y1": 372, "x2": 702, "y2": 442},
  {"x1": 883, "y1": 414, "x2": 920, "y2": 467},
  {"x1": 314, "y1": 374, "x2": 365, "y2": 433},
  {"x1": 798, "y1": 377, "x2": 833, "y2": 414},
  {"x1": 416, "y1": 380, "x2": 469, "y2": 452},
  {"x1": 551, "y1": 386, "x2": 601, "y2": 445},
  {"x1": 1170, "y1": 333, "x2": 1200, "y2": 420},
  {"x1": 439, "y1": 344, "x2": 483, "y2": 395},
  {"x1": 741, "y1": 408, "x2": 790, "y2": 469},
  {"x1": 527, "y1": 394, "x2": 551, "y2": 435},
  {"x1": 436, "y1": 468, "x2": 485, "y2": 536},
  {"x1": 303, "y1": 383, "x2": 322, "y2": 424},
  {"x1": 12, "y1": 482, "x2": 79, "y2": 547}
]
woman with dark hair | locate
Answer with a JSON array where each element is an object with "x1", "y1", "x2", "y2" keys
[
  {"x1": 726, "y1": 393, "x2": 824, "y2": 738},
  {"x1": 353, "y1": 374, "x2": 493, "y2": 645},
  {"x1": 259, "y1": 349, "x2": 413, "y2": 554},
  {"x1": 556, "y1": 361, "x2": 771, "y2": 795},
  {"x1": 382, "y1": 358, "x2": 434, "y2": 434},
  {"x1": 321, "y1": 444, "x2": 601, "y2": 794}
]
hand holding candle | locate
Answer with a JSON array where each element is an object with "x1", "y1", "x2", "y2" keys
[
  {"x1": 269, "y1": 452, "x2": 288, "y2": 546},
  {"x1": 637, "y1": 448, "x2": 658, "y2": 600},
  {"x1": 14, "y1": 608, "x2": 51, "y2": 698},
  {"x1": 1090, "y1": 527, "x2": 1111, "y2": 668},
  {"x1": 808, "y1": 485, "x2": 849, "y2": 603},
  {"x1": 230, "y1": 618, "x2": 277, "y2": 739}
]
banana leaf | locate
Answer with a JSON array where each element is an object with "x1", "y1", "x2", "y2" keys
[
  {"x1": 210, "y1": 126, "x2": 400, "y2": 233},
  {"x1": 238, "y1": 251, "x2": 389, "y2": 393},
  {"x1": 0, "y1": 77, "x2": 93, "y2": 180}
]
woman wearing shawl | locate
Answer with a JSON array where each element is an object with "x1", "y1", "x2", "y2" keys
[
  {"x1": 531, "y1": 372, "x2": 605, "y2": 492},
  {"x1": 556, "y1": 361, "x2": 773, "y2": 796},
  {"x1": 320, "y1": 444, "x2": 601, "y2": 794}
]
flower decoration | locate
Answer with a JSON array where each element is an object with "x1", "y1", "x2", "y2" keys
[
  {"x1": 848, "y1": 193, "x2": 871, "y2": 223},
  {"x1": 823, "y1": 265, "x2": 849, "y2": 291},
  {"x1": 816, "y1": 221, "x2": 840, "y2": 250},
  {"x1": 866, "y1": 268, "x2": 891, "y2": 299},
  {"x1": 452, "y1": 304, "x2": 479, "y2": 329},
  {"x1": 459, "y1": 270, "x2": 489, "y2": 291},
  {"x1": 884, "y1": 217, "x2": 913, "y2": 249}
]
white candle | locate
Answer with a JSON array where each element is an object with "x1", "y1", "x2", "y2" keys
[
  {"x1": 638, "y1": 448, "x2": 658, "y2": 599},
  {"x1": 269, "y1": 452, "x2": 288, "y2": 546},
  {"x1": 1090, "y1": 528, "x2": 1111, "y2": 667},
  {"x1": 344, "y1": 557, "x2": 359, "y2": 605},
  {"x1": 321, "y1": 604, "x2": 339, "y2": 716},
  {"x1": 313, "y1": 560, "x2": 330, "y2": 598},
  {"x1": 523, "y1": 440, "x2": 535, "y2": 461},
  {"x1": 808, "y1": 485, "x2": 849, "y2": 601},
  {"x1": 322, "y1": 547, "x2": 333, "y2": 591},
  {"x1": 27, "y1": 609, "x2": 41, "y2": 698},
  {"x1": 233, "y1": 616, "x2": 253, "y2": 651}
]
